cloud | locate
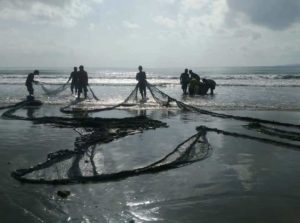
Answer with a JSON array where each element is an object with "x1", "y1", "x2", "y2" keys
[
  {"x1": 156, "y1": 0, "x2": 177, "y2": 4},
  {"x1": 88, "y1": 23, "x2": 96, "y2": 31},
  {"x1": 181, "y1": 0, "x2": 210, "y2": 10},
  {"x1": 0, "y1": 0, "x2": 103, "y2": 27},
  {"x1": 226, "y1": 0, "x2": 300, "y2": 30},
  {"x1": 153, "y1": 16, "x2": 177, "y2": 28},
  {"x1": 122, "y1": 21, "x2": 140, "y2": 29}
]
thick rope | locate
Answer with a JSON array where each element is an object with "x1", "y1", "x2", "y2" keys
[
  {"x1": 197, "y1": 126, "x2": 300, "y2": 150},
  {"x1": 245, "y1": 122, "x2": 300, "y2": 141}
]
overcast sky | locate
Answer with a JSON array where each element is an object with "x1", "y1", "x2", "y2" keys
[{"x1": 0, "y1": 0, "x2": 300, "y2": 67}]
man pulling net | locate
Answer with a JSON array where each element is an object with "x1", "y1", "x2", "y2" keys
[{"x1": 25, "y1": 70, "x2": 39, "y2": 100}]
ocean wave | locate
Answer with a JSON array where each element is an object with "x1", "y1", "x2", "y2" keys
[
  {"x1": 218, "y1": 84, "x2": 300, "y2": 87},
  {"x1": 1, "y1": 72, "x2": 300, "y2": 80},
  {"x1": 0, "y1": 82, "x2": 300, "y2": 87},
  {"x1": 276, "y1": 75, "x2": 300, "y2": 80}
]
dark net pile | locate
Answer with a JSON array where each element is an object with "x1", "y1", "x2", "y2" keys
[{"x1": 11, "y1": 116, "x2": 211, "y2": 184}]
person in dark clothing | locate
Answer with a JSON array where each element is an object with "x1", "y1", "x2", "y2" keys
[
  {"x1": 188, "y1": 77, "x2": 199, "y2": 96},
  {"x1": 180, "y1": 68, "x2": 190, "y2": 94},
  {"x1": 77, "y1": 65, "x2": 88, "y2": 99},
  {"x1": 202, "y1": 78, "x2": 216, "y2": 95},
  {"x1": 68, "y1": 67, "x2": 78, "y2": 94},
  {"x1": 189, "y1": 70, "x2": 200, "y2": 83},
  {"x1": 136, "y1": 65, "x2": 147, "y2": 100},
  {"x1": 25, "y1": 70, "x2": 39, "y2": 97}
]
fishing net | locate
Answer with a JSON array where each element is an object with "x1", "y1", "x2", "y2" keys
[
  {"x1": 245, "y1": 122, "x2": 300, "y2": 141},
  {"x1": 59, "y1": 82, "x2": 180, "y2": 114},
  {"x1": 11, "y1": 116, "x2": 212, "y2": 184},
  {"x1": 196, "y1": 126, "x2": 300, "y2": 150},
  {"x1": 0, "y1": 101, "x2": 27, "y2": 111},
  {"x1": 39, "y1": 81, "x2": 100, "y2": 101},
  {"x1": 147, "y1": 83, "x2": 300, "y2": 128},
  {"x1": 2, "y1": 80, "x2": 300, "y2": 185},
  {"x1": 59, "y1": 81, "x2": 300, "y2": 129},
  {"x1": 39, "y1": 82, "x2": 70, "y2": 96},
  {"x1": 60, "y1": 85, "x2": 139, "y2": 114}
]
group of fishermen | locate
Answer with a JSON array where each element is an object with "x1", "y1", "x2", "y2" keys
[
  {"x1": 25, "y1": 66, "x2": 216, "y2": 101},
  {"x1": 67, "y1": 65, "x2": 89, "y2": 99},
  {"x1": 25, "y1": 65, "x2": 89, "y2": 99},
  {"x1": 180, "y1": 69, "x2": 216, "y2": 95}
]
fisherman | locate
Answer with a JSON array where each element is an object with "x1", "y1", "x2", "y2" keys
[
  {"x1": 25, "y1": 70, "x2": 39, "y2": 99},
  {"x1": 189, "y1": 70, "x2": 200, "y2": 83},
  {"x1": 136, "y1": 65, "x2": 147, "y2": 100},
  {"x1": 68, "y1": 66, "x2": 78, "y2": 94},
  {"x1": 180, "y1": 68, "x2": 190, "y2": 94},
  {"x1": 202, "y1": 78, "x2": 216, "y2": 95},
  {"x1": 77, "y1": 65, "x2": 88, "y2": 99}
]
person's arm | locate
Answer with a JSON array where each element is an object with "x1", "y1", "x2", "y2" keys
[
  {"x1": 68, "y1": 73, "x2": 73, "y2": 82},
  {"x1": 136, "y1": 73, "x2": 139, "y2": 81},
  {"x1": 86, "y1": 72, "x2": 88, "y2": 85}
]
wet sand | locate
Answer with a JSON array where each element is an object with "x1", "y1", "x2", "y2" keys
[{"x1": 1, "y1": 105, "x2": 300, "y2": 222}]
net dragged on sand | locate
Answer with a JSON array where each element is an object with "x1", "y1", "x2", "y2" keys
[
  {"x1": 11, "y1": 116, "x2": 211, "y2": 184},
  {"x1": 2, "y1": 81, "x2": 300, "y2": 184}
]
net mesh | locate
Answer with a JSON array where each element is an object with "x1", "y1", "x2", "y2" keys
[
  {"x1": 39, "y1": 82, "x2": 70, "y2": 96},
  {"x1": 39, "y1": 81, "x2": 100, "y2": 101},
  {"x1": 11, "y1": 117, "x2": 211, "y2": 184}
]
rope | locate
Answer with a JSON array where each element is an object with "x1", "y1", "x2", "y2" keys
[
  {"x1": 197, "y1": 126, "x2": 300, "y2": 150},
  {"x1": 87, "y1": 85, "x2": 99, "y2": 101}
]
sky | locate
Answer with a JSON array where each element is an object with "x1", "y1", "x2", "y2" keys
[{"x1": 0, "y1": 0, "x2": 300, "y2": 68}]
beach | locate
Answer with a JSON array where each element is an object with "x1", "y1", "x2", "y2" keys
[{"x1": 1, "y1": 66, "x2": 300, "y2": 222}]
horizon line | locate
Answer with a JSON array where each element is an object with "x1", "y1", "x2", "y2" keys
[{"x1": 0, "y1": 64, "x2": 299, "y2": 69}]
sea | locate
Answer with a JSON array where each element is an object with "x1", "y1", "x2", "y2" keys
[{"x1": 0, "y1": 66, "x2": 300, "y2": 223}]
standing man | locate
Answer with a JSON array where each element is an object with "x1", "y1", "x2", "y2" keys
[
  {"x1": 136, "y1": 65, "x2": 147, "y2": 100},
  {"x1": 180, "y1": 68, "x2": 190, "y2": 94},
  {"x1": 25, "y1": 70, "x2": 39, "y2": 98},
  {"x1": 77, "y1": 65, "x2": 88, "y2": 99},
  {"x1": 68, "y1": 66, "x2": 78, "y2": 94}
]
